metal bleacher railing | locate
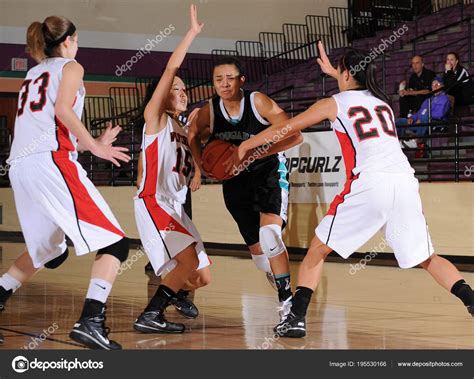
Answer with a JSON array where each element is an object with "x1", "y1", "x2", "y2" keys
[{"x1": 1, "y1": 1, "x2": 473, "y2": 187}]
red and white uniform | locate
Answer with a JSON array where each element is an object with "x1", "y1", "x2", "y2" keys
[
  {"x1": 8, "y1": 57, "x2": 124, "y2": 268},
  {"x1": 135, "y1": 115, "x2": 210, "y2": 275},
  {"x1": 316, "y1": 90, "x2": 434, "y2": 268}
]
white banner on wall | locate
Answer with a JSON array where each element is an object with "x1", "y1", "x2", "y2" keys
[{"x1": 285, "y1": 131, "x2": 346, "y2": 204}]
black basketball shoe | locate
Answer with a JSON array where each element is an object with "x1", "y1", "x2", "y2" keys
[
  {"x1": 134, "y1": 310, "x2": 185, "y2": 333},
  {"x1": 0, "y1": 287, "x2": 12, "y2": 311},
  {"x1": 69, "y1": 307, "x2": 121, "y2": 350},
  {"x1": 467, "y1": 305, "x2": 474, "y2": 317},
  {"x1": 274, "y1": 312, "x2": 306, "y2": 338},
  {"x1": 170, "y1": 290, "x2": 199, "y2": 319}
]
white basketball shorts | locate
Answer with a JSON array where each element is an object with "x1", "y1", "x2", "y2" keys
[
  {"x1": 134, "y1": 194, "x2": 210, "y2": 276},
  {"x1": 316, "y1": 172, "x2": 434, "y2": 268},
  {"x1": 9, "y1": 152, "x2": 125, "y2": 268}
]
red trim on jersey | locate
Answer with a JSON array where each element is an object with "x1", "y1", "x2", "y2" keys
[
  {"x1": 142, "y1": 196, "x2": 192, "y2": 237},
  {"x1": 327, "y1": 174, "x2": 359, "y2": 216},
  {"x1": 52, "y1": 153, "x2": 125, "y2": 237},
  {"x1": 335, "y1": 129, "x2": 356, "y2": 178},
  {"x1": 327, "y1": 130, "x2": 359, "y2": 216},
  {"x1": 55, "y1": 116, "x2": 75, "y2": 152},
  {"x1": 138, "y1": 138, "x2": 158, "y2": 198}
]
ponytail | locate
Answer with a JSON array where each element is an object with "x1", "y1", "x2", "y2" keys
[
  {"x1": 25, "y1": 16, "x2": 76, "y2": 63},
  {"x1": 26, "y1": 22, "x2": 47, "y2": 62},
  {"x1": 338, "y1": 49, "x2": 390, "y2": 105}
]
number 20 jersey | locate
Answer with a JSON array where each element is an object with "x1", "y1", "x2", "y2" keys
[
  {"x1": 136, "y1": 116, "x2": 193, "y2": 204},
  {"x1": 8, "y1": 57, "x2": 85, "y2": 163},
  {"x1": 330, "y1": 89, "x2": 413, "y2": 177}
]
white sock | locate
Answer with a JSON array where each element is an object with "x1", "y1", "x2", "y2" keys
[
  {"x1": 0, "y1": 273, "x2": 22, "y2": 292},
  {"x1": 251, "y1": 254, "x2": 272, "y2": 273},
  {"x1": 86, "y1": 278, "x2": 112, "y2": 304}
]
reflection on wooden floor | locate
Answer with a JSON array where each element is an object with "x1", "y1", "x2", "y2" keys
[{"x1": 0, "y1": 242, "x2": 472, "y2": 350}]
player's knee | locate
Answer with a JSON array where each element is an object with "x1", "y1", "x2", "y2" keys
[
  {"x1": 97, "y1": 237, "x2": 130, "y2": 263},
  {"x1": 198, "y1": 268, "x2": 211, "y2": 287},
  {"x1": 44, "y1": 248, "x2": 69, "y2": 269},
  {"x1": 419, "y1": 255, "x2": 433, "y2": 269},
  {"x1": 259, "y1": 224, "x2": 286, "y2": 258}
]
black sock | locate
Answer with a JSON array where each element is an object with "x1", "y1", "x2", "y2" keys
[
  {"x1": 450, "y1": 279, "x2": 474, "y2": 306},
  {"x1": 145, "y1": 284, "x2": 176, "y2": 313},
  {"x1": 177, "y1": 289, "x2": 189, "y2": 299},
  {"x1": 275, "y1": 273, "x2": 292, "y2": 302},
  {"x1": 80, "y1": 298, "x2": 105, "y2": 319},
  {"x1": 292, "y1": 286, "x2": 313, "y2": 318}
]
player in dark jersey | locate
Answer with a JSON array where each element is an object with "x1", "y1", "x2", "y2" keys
[{"x1": 188, "y1": 57, "x2": 303, "y2": 322}]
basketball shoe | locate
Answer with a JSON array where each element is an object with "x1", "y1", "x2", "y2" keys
[{"x1": 134, "y1": 310, "x2": 185, "y2": 333}]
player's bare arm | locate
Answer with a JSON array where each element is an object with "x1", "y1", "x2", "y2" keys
[
  {"x1": 144, "y1": 4, "x2": 203, "y2": 135},
  {"x1": 252, "y1": 92, "x2": 303, "y2": 158}
]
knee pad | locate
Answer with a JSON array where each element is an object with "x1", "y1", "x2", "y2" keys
[
  {"x1": 97, "y1": 237, "x2": 130, "y2": 263},
  {"x1": 44, "y1": 248, "x2": 69, "y2": 269},
  {"x1": 259, "y1": 224, "x2": 286, "y2": 258}
]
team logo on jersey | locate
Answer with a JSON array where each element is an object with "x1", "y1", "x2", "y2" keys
[
  {"x1": 170, "y1": 132, "x2": 189, "y2": 147},
  {"x1": 214, "y1": 131, "x2": 252, "y2": 141}
]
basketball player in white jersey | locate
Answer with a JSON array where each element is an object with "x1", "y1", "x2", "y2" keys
[
  {"x1": 0, "y1": 16, "x2": 131, "y2": 349},
  {"x1": 133, "y1": 4, "x2": 211, "y2": 334},
  {"x1": 227, "y1": 41, "x2": 474, "y2": 337}
]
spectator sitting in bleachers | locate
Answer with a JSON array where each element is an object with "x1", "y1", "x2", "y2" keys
[
  {"x1": 397, "y1": 77, "x2": 450, "y2": 140},
  {"x1": 398, "y1": 55, "x2": 436, "y2": 118},
  {"x1": 443, "y1": 52, "x2": 474, "y2": 106}
]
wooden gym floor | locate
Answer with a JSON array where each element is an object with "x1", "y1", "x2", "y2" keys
[{"x1": 0, "y1": 242, "x2": 472, "y2": 350}]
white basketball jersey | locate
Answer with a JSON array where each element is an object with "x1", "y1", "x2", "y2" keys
[
  {"x1": 137, "y1": 115, "x2": 193, "y2": 204},
  {"x1": 331, "y1": 90, "x2": 413, "y2": 177},
  {"x1": 8, "y1": 57, "x2": 85, "y2": 163}
]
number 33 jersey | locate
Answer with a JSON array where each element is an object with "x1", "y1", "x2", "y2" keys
[
  {"x1": 330, "y1": 89, "x2": 413, "y2": 177},
  {"x1": 137, "y1": 115, "x2": 193, "y2": 204},
  {"x1": 8, "y1": 57, "x2": 85, "y2": 163}
]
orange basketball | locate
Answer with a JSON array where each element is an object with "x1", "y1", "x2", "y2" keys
[{"x1": 201, "y1": 139, "x2": 236, "y2": 180}]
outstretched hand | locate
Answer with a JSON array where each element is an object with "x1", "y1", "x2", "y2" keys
[
  {"x1": 190, "y1": 4, "x2": 204, "y2": 35},
  {"x1": 316, "y1": 41, "x2": 337, "y2": 78},
  {"x1": 97, "y1": 121, "x2": 122, "y2": 146}
]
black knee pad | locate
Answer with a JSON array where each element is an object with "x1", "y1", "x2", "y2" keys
[
  {"x1": 44, "y1": 248, "x2": 69, "y2": 269},
  {"x1": 97, "y1": 237, "x2": 129, "y2": 263}
]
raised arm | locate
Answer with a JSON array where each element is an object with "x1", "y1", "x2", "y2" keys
[{"x1": 144, "y1": 4, "x2": 203, "y2": 134}]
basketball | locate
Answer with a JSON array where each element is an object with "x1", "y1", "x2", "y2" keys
[{"x1": 201, "y1": 139, "x2": 236, "y2": 180}]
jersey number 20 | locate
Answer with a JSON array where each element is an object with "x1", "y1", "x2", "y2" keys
[{"x1": 348, "y1": 105, "x2": 397, "y2": 141}]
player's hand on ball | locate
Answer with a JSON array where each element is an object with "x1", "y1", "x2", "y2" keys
[
  {"x1": 316, "y1": 41, "x2": 337, "y2": 78},
  {"x1": 190, "y1": 4, "x2": 204, "y2": 35},
  {"x1": 190, "y1": 170, "x2": 201, "y2": 192},
  {"x1": 223, "y1": 145, "x2": 244, "y2": 175},
  {"x1": 91, "y1": 142, "x2": 130, "y2": 167},
  {"x1": 97, "y1": 121, "x2": 122, "y2": 146}
]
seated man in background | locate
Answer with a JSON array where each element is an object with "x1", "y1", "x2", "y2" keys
[
  {"x1": 397, "y1": 77, "x2": 450, "y2": 138},
  {"x1": 399, "y1": 55, "x2": 436, "y2": 118}
]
